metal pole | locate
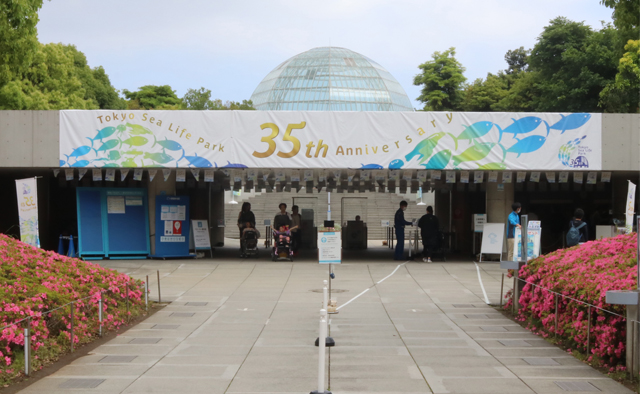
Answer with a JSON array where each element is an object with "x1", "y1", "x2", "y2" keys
[
  {"x1": 99, "y1": 292, "x2": 103, "y2": 337},
  {"x1": 520, "y1": 214, "x2": 528, "y2": 264},
  {"x1": 317, "y1": 309, "x2": 327, "y2": 394},
  {"x1": 323, "y1": 280, "x2": 329, "y2": 310},
  {"x1": 586, "y1": 305, "x2": 591, "y2": 357},
  {"x1": 145, "y1": 275, "x2": 149, "y2": 310},
  {"x1": 70, "y1": 301, "x2": 75, "y2": 352},
  {"x1": 500, "y1": 273, "x2": 504, "y2": 307},
  {"x1": 327, "y1": 192, "x2": 331, "y2": 221},
  {"x1": 512, "y1": 277, "x2": 516, "y2": 315},
  {"x1": 637, "y1": 216, "x2": 639, "y2": 290},
  {"x1": 24, "y1": 318, "x2": 30, "y2": 376},
  {"x1": 157, "y1": 270, "x2": 162, "y2": 303},
  {"x1": 126, "y1": 284, "x2": 130, "y2": 316},
  {"x1": 554, "y1": 294, "x2": 558, "y2": 339}
]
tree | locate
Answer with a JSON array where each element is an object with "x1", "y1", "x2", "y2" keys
[
  {"x1": 504, "y1": 47, "x2": 530, "y2": 74},
  {"x1": 0, "y1": 0, "x2": 43, "y2": 89},
  {"x1": 123, "y1": 85, "x2": 182, "y2": 109},
  {"x1": 182, "y1": 87, "x2": 215, "y2": 110},
  {"x1": 600, "y1": 39, "x2": 640, "y2": 112},
  {"x1": 600, "y1": 0, "x2": 639, "y2": 45},
  {"x1": 0, "y1": 42, "x2": 101, "y2": 109},
  {"x1": 460, "y1": 73, "x2": 509, "y2": 112},
  {"x1": 529, "y1": 17, "x2": 619, "y2": 112},
  {"x1": 413, "y1": 47, "x2": 466, "y2": 111}
]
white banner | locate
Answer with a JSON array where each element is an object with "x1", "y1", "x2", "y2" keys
[
  {"x1": 15, "y1": 178, "x2": 40, "y2": 247},
  {"x1": 626, "y1": 181, "x2": 636, "y2": 234},
  {"x1": 60, "y1": 111, "x2": 602, "y2": 170}
]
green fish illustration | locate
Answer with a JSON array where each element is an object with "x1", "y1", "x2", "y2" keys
[
  {"x1": 405, "y1": 132, "x2": 447, "y2": 163},
  {"x1": 121, "y1": 158, "x2": 138, "y2": 167},
  {"x1": 477, "y1": 162, "x2": 507, "y2": 170},
  {"x1": 152, "y1": 136, "x2": 183, "y2": 151},
  {"x1": 452, "y1": 143, "x2": 497, "y2": 167},
  {"x1": 119, "y1": 136, "x2": 148, "y2": 149},
  {"x1": 102, "y1": 163, "x2": 120, "y2": 168},
  {"x1": 116, "y1": 124, "x2": 127, "y2": 134},
  {"x1": 108, "y1": 150, "x2": 121, "y2": 161},
  {"x1": 123, "y1": 149, "x2": 143, "y2": 157},
  {"x1": 126, "y1": 123, "x2": 153, "y2": 135},
  {"x1": 143, "y1": 152, "x2": 174, "y2": 164}
]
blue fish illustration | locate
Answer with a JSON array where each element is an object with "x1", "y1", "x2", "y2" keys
[
  {"x1": 453, "y1": 122, "x2": 495, "y2": 149},
  {"x1": 59, "y1": 160, "x2": 66, "y2": 167},
  {"x1": 86, "y1": 127, "x2": 117, "y2": 148},
  {"x1": 221, "y1": 161, "x2": 248, "y2": 168},
  {"x1": 421, "y1": 150, "x2": 451, "y2": 169},
  {"x1": 496, "y1": 117, "x2": 543, "y2": 142},
  {"x1": 102, "y1": 163, "x2": 119, "y2": 168},
  {"x1": 93, "y1": 139, "x2": 119, "y2": 155},
  {"x1": 389, "y1": 159, "x2": 404, "y2": 169},
  {"x1": 360, "y1": 163, "x2": 384, "y2": 169},
  {"x1": 64, "y1": 145, "x2": 92, "y2": 164},
  {"x1": 182, "y1": 153, "x2": 213, "y2": 168},
  {"x1": 544, "y1": 113, "x2": 591, "y2": 135},
  {"x1": 501, "y1": 135, "x2": 547, "y2": 161},
  {"x1": 70, "y1": 160, "x2": 91, "y2": 168},
  {"x1": 152, "y1": 136, "x2": 183, "y2": 151}
]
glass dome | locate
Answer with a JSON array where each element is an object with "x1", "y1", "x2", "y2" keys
[{"x1": 250, "y1": 47, "x2": 413, "y2": 111}]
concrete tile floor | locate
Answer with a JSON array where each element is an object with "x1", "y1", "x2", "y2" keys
[{"x1": 18, "y1": 246, "x2": 634, "y2": 394}]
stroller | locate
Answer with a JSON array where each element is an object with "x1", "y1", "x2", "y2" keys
[
  {"x1": 271, "y1": 229, "x2": 294, "y2": 261},
  {"x1": 241, "y1": 230, "x2": 259, "y2": 258}
]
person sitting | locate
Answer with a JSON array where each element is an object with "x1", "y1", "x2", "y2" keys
[{"x1": 242, "y1": 221, "x2": 261, "y2": 240}]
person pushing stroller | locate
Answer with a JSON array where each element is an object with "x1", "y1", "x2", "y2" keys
[{"x1": 240, "y1": 222, "x2": 261, "y2": 258}]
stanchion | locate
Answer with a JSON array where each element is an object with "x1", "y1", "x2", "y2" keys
[
  {"x1": 70, "y1": 301, "x2": 75, "y2": 352},
  {"x1": 99, "y1": 292, "x2": 103, "y2": 337},
  {"x1": 586, "y1": 305, "x2": 591, "y2": 357},
  {"x1": 315, "y1": 280, "x2": 335, "y2": 347},
  {"x1": 24, "y1": 318, "x2": 31, "y2": 376},
  {"x1": 126, "y1": 285, "x2": 130, "y2": 315},
  {"x1": 554, "y1": 294, "x2": 558, "y2": 339},
  {"x1": 145, "y1": 275, "x2": 149, "y2": 310},
  {"x1": 499, "y1": 273, "x2": 504, "y2": 307},
  {"x1": 157, "y1": 270, "x2": 162, "y2": 303},
  {"x1": 310, "y1": 309, "x2": 331, "y2": 394}
]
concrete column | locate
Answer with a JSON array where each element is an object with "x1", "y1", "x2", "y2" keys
[
  {"x1": 147, "y1": 174, "x2": 176, "y2": 255},
  {"x1": 209, "y1": 185, "x2": 225, "y2": 246},
  {"x1": 486, "y1": 182, "x2": 514, "y2": 257}
]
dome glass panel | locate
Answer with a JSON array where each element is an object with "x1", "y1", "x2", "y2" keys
[{"x1": 251, "y1": 47, "x2": 413, "y2": 112}]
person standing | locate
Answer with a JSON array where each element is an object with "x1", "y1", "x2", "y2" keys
[
  {"x1": 272, "y1": 203, "x2": 292, "y2": 231},
  {"x1": 418, "y1": 206, "x2": 439, "y2": 263},
  {"x1": 291, "y1": 205, "x2": 302, "y2": 255},
  {"x1": 237, "y1": 202, "x2": 256, "y2": 239},
  {"x1": 394, "y1": 201, "x2": 413, "y2": 260},
  {"x1": 507, "y1": 202, "x2": 522, "y2": 261},
  {"x1": 567, "y1": 208, "x2": 589, "y2": 246}
]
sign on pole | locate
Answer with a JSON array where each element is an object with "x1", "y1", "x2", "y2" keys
[
  {"x1": 514, "y1": 221, "x2": 542, "y2": 261},
  {"x1": 626, "y1": 181, "x2": 636, "y2": 234},
  {"x1": 15, "y1": 178, "x2": 40, "y2": 247},
  {"x1": 191, "y1": 220, "x2": 211, "y2": 249},
  {"x1": 479, "y1": 223, "x2": 504, "y2": 259},
  {"x1": 318, "y1": 231, "x2": 341, "y2": 264}
]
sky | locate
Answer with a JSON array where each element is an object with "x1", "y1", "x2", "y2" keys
[{"x1": 37, "y1": 0, "x2": 614, "y2": 110}]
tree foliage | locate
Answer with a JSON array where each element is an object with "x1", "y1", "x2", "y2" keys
[
  {"x1": 600, "y1": 39, "x2": 640, "y2": 112},
  {"x1": 504, "y1": 47, "x2": 530, "y2": 74},
  {"x1": 600, "y1": 0, "x2": 639, "y2": 44},
  {"x1": 413, "y1": 47, "x2": 466, "y2": 111},
  {"x1": 529, "y1": 17, "x2": 619, "y2": 112},
  {"x1": 123, "y1": 85, "x2": 182, "y2": 110},
  {"x1": 0, "y1": 0, "x2": 43, "y2": 88},
  {"x1": 181, "y1": 87, "x2": 255, "y2": 110}
]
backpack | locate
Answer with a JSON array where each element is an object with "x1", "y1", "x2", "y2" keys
[{"x1": 566, "y1": 222, "x2": 586, "y2": 247}]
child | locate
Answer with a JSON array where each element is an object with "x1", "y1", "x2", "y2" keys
[{"x1": 242, "y1": 222, "x2": 260, "y2": 240}]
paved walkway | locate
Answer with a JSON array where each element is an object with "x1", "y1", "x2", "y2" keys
[{"x1": 19, "y1": 249, "x2": 633, "y2": 393}]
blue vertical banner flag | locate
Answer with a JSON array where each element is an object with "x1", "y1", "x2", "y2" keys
[{"x1": 15, "y1": 178, "x2": 40, "y2": 247}]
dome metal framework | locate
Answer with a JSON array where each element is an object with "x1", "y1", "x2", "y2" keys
[{"x1": 250, "y1": 47, "x2": 413, "y2": 111}]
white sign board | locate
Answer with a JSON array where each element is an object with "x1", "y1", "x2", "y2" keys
[
  {"x1": 513, "y1": 222, "x2": 542, "y2": 261},
  {"x1": 15, "y1": 178, "x2": 40, "y2": 247},
  {"x1": 480, "y1": 223, "x2": 505, "y2": 256},
  {"x1": 473, "y1": 214, "x2": 486, "y2": 233},
  {"x1": 191, "y1": 220, "x2": 211, "y2": 250},
  {"x1": 626, "y1": 181, "x2": 636, "y2": 234},
  {"x1": 318, "y1": 231, "x2": 341, "y2": 264}
]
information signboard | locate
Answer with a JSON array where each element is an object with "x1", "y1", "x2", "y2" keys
[
  {"x1": 191, "y1": 220, "x2": 211, "y2": 250},
  {"x1": 318, "y1": 231, "x2": 341, "y2": 264},
  {"x1": 480, "y1": 223, "x2": 505, "y2": 258}
]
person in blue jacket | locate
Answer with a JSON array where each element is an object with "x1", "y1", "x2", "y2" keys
[
  {"x1": 394, "y1": 201, "x2": 413, "y2": 260},
  {"x1": 507, "y1": 202, "x2": 522, "y2": 261}
]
